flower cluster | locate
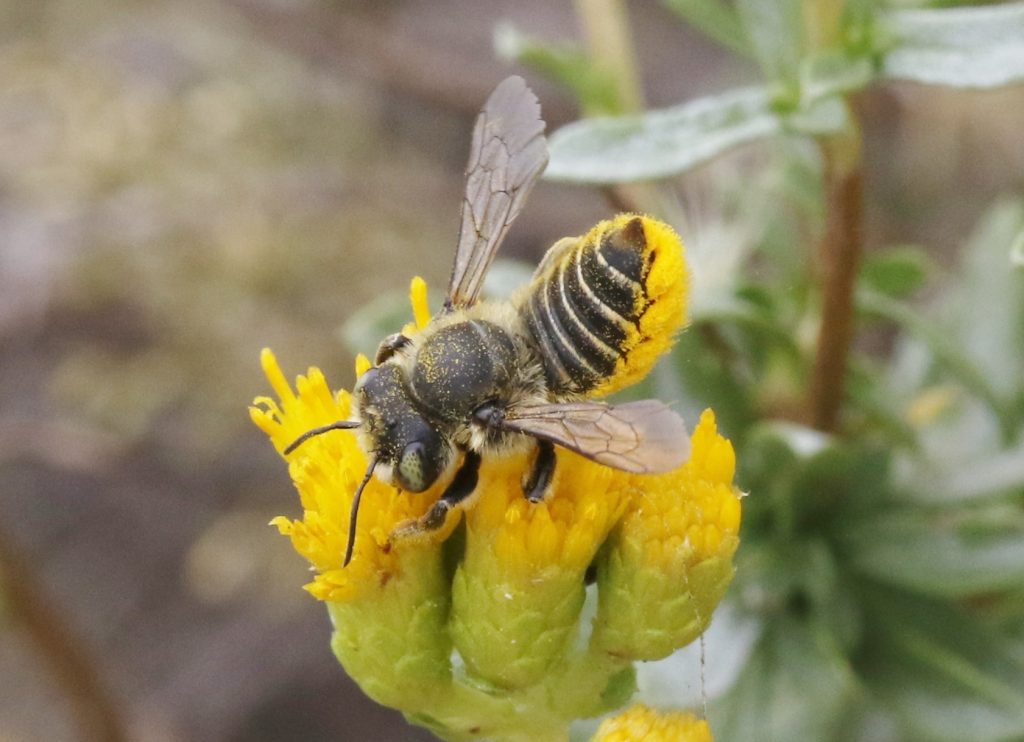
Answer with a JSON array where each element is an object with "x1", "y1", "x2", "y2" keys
[{"x1": 250, "y1": 277, "x2": 742, "y2": 740}]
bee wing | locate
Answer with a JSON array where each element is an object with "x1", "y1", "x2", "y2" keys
[
  {"x1": 445, "y1": 76, "x2": 548, "y2": 311},
  {"x1": 499, "y1": 400, "x2": 691, "y2": 474}
]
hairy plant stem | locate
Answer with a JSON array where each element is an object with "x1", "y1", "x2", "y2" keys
[{"x1": 809, "y1": 122, "x2": 863, "y2": 432}]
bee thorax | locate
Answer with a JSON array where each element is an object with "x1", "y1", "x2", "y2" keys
[{"x1": 410, "y1": 319, "x2": 522, "y2": 421}]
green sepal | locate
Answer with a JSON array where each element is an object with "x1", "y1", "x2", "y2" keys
[
  {"x1": 327, "y1": 552, "x2": 452, "y2": 711},
  {"x1": 450, "y1": 558, "x2": 586, "y2": 689},
  {"x1": 592, "y1": 536, "x2": 738, "y2": 660}
]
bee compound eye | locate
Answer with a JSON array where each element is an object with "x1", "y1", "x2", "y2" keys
[{"x1": 397, "y1": 441, "x2": 430, "y2": 492}]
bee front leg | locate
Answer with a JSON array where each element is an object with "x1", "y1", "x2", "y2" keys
[
  {"x1": 523, "y1": 440, "x2": 556, "y2": 503},
  {"x1": 374, "y1": 332, "x2": 412, "y2": 364},
  {"x1": 392, "y1": 449, "x2": 481, "y2": 539}
]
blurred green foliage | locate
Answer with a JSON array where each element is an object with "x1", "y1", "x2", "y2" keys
[{"x1": 491, "y1": 1, "x2": 1024, "y2": 740}]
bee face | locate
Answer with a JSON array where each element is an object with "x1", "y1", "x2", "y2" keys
[{"x1": 354, "y1": 365, "x2": 453, "y2": 492}]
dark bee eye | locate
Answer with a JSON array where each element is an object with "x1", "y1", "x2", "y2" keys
[{"x1": 397, "y1": 441, "x2": 430, "y2": 492}]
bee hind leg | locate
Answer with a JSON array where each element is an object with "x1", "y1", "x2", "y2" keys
[
  {"x1": 392, "y1": 449, "x2": 481, "y2": 539},
  {"x1": 523, "y1": 440, "x2": 556, "y2": 503}
]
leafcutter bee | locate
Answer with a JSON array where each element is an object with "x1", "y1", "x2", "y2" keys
[{"x1": 286, "y1": 76, "x2": 691, "y2": 565}]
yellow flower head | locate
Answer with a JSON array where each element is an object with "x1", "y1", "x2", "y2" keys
[
  {"x1": 589, "y1": 409, "x2": 741, "y2": 661},
  {"x1": 465, "y1": 447, "x2": 628, "y2": 574},
  {"x1": 251, "y1": 358, "x2": 458, "y2": 602},
  {"x1": 594, "y1": 704, "x2": 714, "y2": 742},
  {"x1": 249, "y1": 277, "x2": 441, "y2": 602},
  {"x1": 621, "y1": 408, "x2": 741, "y2": 570},
  {"x1": 250, "y1": 274, "x2": 743, "y2": 739}
]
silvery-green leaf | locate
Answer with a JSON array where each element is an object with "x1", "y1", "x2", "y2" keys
[
  {"x1": 859, "y1": 590, "x2": 1024, "y2": 742},
  {"x1": 881, "y1": 4, "x2": 1024, "y2": 89},
  {"x1": 842, "y1": 506, "x2": 1024, "y2": 598},
  {"x1": 338, "y1": 290, "x2": 411, "y2": 359},
  {"x1": 546, "y1": 87, "x2": 780, "y2": 184},
  {"x1": 800, "y1": 52, "x2": 875, "y2": 104},
  {"x1": 713, "y1": 615, "x2": 857, "y2": 741},
  {"x1": 785, "y1": 94, "x2": 850, "y2": 136},
  {"x1": 482, "y1": 258, "x2": 535, "y2": 301}
]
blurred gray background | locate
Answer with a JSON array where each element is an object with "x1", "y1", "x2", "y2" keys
[{"x1": 2, "y1": 1, "x2": 1022, "y2": 740}]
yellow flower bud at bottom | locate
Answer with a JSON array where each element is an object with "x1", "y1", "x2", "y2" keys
[{"x1": 593, "y1": 704, "x2": 713, "y2": 742}]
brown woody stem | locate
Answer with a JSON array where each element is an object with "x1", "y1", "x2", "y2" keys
[{"x1": 809, "y1": 123, "x2": 864, "y2": 432}]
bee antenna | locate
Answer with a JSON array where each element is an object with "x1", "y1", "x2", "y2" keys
[
  {"x1": 343, "y1": 455, "x2": 379, "y2": 567},
  {"x1": 283, "y1": 420, "x2": 360, "y2": 455}
]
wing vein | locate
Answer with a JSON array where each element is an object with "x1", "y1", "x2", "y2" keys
[{"x1": 445, "y1": 76, "x2": 549, "y2": 310}]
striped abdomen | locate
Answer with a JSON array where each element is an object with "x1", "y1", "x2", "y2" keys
[{"x1": 517, "y1": 214, "x2": 688, "y2": 398}]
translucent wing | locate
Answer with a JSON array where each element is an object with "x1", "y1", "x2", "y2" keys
[
  {"x1": 499, "y1": 400, "x2": 690, "y2": 474},
  {"x1": 445, "y1": 76, "x2": 548, "y2": 310}
]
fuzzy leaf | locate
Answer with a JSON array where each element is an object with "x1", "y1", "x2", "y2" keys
[
  {"x1": 946, "y1": 198, "x2": 1024, "y2": 404},
  {"x1": 859, "y1": 289, "x2": 1007, "y2": 425},
  {"x1": 546, "y1": 87, "x2": 781, "y2": 183},
  {"x1": 799, "y1": 51, "x2": 875, "y2": 104},
  {"x1": 713, "y1": 616, "x2": 857, "y2": 741},
  {"x1": 859, "y1": 590, "x2": 1024, "y2": 741},
  {"x1": 859, "y1": 246, "x2": 930, "y2": 299},
  {"x1": 1011, "y1": 226, "x2": 1024, "y2": 269},
  {"x1": 841, "y1": 506, "x2": 1024, "y2": 598},
  {"x1": 881, "y1": 4, "x2": 1024, "y2": 89},
  {"x1": 918, "y1": 443, "x2": 1024, "y2": 504}
]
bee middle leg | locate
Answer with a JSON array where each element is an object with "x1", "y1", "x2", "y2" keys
[
  {"x1": 523, "y1": 440, "x2": 556, "y2": 503},
  {"x1": 395, "y1": 449, "x2": 481, "y2": 537}
]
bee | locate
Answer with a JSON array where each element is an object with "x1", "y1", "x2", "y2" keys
[{"x1": 286, "y1": 76, "x2": 691, "y2": 565}]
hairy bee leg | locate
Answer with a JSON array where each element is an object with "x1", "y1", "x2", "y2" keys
[
  {"x1": 403, "y1": 449, "x2": 482, "y2": 536},
  {"x1": 523, "y1": 440, "x2": 556, "y2": 502}
]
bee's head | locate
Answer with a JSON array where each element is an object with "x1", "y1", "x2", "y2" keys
[{"x1": 354, "y1": 364, "x2": 453, "y2": 492}]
